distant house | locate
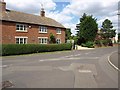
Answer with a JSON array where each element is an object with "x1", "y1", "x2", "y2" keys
[{"x1": 0, "y1": 1, "x2": 66, "y2": 44}]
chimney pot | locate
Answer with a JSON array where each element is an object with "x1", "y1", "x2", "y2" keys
[{"x1": 40, "y1": 4, "x2": 45, "y2": 17}]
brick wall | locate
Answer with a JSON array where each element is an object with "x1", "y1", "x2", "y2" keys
[{"x1": 1, "y1": 21, "x2": 65, "y2": 44}]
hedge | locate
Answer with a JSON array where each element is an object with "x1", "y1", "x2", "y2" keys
[
  {"x1": 1, "y1": 43, "x2": 72, "y2": 56},
  {"x1": 81, "y1": 41, "x2": 94, "y2": 48},
  {"x1": 94, "y1": 39, "x2": 113, "y2": 47}
]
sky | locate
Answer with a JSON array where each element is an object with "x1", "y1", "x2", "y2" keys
[{"x1": 4, "y1": 0, "x2": 120, "y2": 35}]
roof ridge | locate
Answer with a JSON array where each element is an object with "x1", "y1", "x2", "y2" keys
[
  {"x1": 1, "y1": 9, "x2": 65, "y2": 28},
  {"x1": 7, "y1": 9, "x2": 45, "y2": 18}
]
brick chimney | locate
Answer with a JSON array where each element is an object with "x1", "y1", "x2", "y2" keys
[
  {"x1": 40, "y1": 4, "x2": 45, "y2": 17},
  {"x1": 0, "y1": 0, "x2": 6, "y2": 12},
  {"x1": 41, "y1": 9, "x2": 45, "y2": 17}
]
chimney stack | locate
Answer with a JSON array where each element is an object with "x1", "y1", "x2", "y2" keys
[
  {"x1": 0, "y1": 0, "x2": 6, "y2": 12},
  {"x1": 40, "y1": 4, "x2": 45, "y2": 17}
]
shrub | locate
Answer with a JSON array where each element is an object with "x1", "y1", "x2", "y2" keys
[
  {"x1": 2, "y1": 43, "x2": 72, "y2": 56},
  {"x1": 100, "y1": 40, "x2": 108, "y2": 46},
  {"x1": 81, "y1": 41, "x2": 94, "y2": 48},
  {"x1": 94, "y1": 40, "x2": 101, "y2": 47}
]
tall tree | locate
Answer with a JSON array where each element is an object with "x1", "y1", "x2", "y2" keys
[
  {"x1": 80, "y1": 13, "x2": 87, "y2": 22},
  {"x1": 65, "y1": 28, "x2": 72, "y2": 41},
  {"x1": 77, "y1": 13, "x2": 98, "y2": 44},
  {"x1": 118, "y1": 33, "x2": 120, "y2": 42},
  {"x1": 101, "y1": 19, "x2": 116, "y2": 39}
]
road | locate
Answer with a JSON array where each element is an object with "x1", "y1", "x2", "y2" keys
[
  {"x1": 110, "y1": 51, "x2": 119, "y2": 70},
  {"x1": 1, "y1": 47, "x2": 118, "y2": 88}
]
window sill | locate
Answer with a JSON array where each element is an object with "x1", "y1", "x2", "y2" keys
[
  {"x1": 40, "y1": 43, "x2": 47, "y2": 44},
  {"x1": 16, "y1": 30, "x2": 28, "y2": 32},
  {"x1": 56, "y1": 33, "x2": 61, "y2": 34},
  {"x1": 39, "y1": 32, "x2": 48, "y2": 34}
]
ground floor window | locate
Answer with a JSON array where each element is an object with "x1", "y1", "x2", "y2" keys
[
  {"x1": 15, "y1": 36, "x2": 28, "y2": 44},
  {"x1": 38, "y1": 37, "x2": 48, "y2": 44},
  {"x1": 56, "y1": 38, "x2": 61, "y2": 44}
]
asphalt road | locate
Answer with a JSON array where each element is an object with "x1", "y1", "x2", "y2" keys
[
  {"x1": 110, "y1": 51, "x2": 119, "y2": 69},
  {"x1": 1, "y1": 47, "x2": 118, "y2": 88}
]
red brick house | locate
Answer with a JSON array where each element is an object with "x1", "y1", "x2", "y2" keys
[{"x1": 0, "y1": 1, "x2": 66, "y2": 44}]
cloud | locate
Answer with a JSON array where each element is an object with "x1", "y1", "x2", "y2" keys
[
  {"x1": 5, "y1": 0, "x2": 56, "y2": 14},
  {"x1": 61, "y1": 0, "x2": 119, "y2": 35},
  {"x1": 46, "y1": 11, "x2": 73, "y2": 24}
]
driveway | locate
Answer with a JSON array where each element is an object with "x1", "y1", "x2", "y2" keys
[{"x1": 2, "y1": 47, "x2": 118, "y2": 88}]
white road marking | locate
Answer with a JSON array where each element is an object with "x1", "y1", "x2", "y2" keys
[
  {"x1": 0, "y1": 65, "x2": 8, "y2": 68},
  {"x1": 108, "y1": 51, "x2": 120, "y2": 71},
  {"x1": 39, "y1": 57, "x2": 100, "y2": 62},
  {"x1": 74, "y1": 54, "x2": 81, "y2": 56},
  {"x1": 79, "y1": 70, "x2": 92, "y2": 73}
]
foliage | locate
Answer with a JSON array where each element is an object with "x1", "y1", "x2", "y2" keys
[
  {"x1": 94, "y1": 40, "x2": 101, "y2": 47},
  {"x1": 94, "y1": 39, "x2": 113, "y2": 47},
  {"x1": 2, "y1": 43, "x2": 72, "y2": 56},
  {"x1": 65, "y1": 28, "x2": 72, "y2": 41},
  {"x1": 100, "y1": 40, "x2": 108, "y2": 46},
  {"x1": 81, "y1": 41, "x2": 94, "y2": 48},
  {"x1": 77, "y1": 13, "x2": 98, "y2": 44},
  {"x1": 49, "y1": 33, "x2": 56, "y2": 44},
  {"x1": 118, "y1": 33, "x2": 120, "y2": 42},
  {"x1": 71, "y1": 35, "x2": 78, "y2": 44},
  {"x1": 101, "y1": 19, "x2": 116, "y2": 39},
  {"x1": 77, "y1": 37, "x2": 86, "y2": 45},
  {"x1": 80, "y1": 13, "x2": 87, "y2": 22}
]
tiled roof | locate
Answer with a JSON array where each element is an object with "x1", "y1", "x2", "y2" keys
[{"x1": 0, "y1": 9, "x2": 65, "y2": 28}]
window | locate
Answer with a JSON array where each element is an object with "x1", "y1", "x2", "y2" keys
[
  {"x1": 56, "y1": 28, "x2": 61, "y2": 34},
  {"x1": 15, "y1": 36, "x2": 28, "y2": 44},
  {"x1": 56, "y1": 38, "x2": 61, "y2": 44},
  {"x1": 38, "y1": 37, "x2": 48, "y2": 44},
  {"x1": 39, "y1": 26, "x2": 47, "y2": 33},
  {"x1": 16, "y1": 24, "x2": 27, "y2": 31}
]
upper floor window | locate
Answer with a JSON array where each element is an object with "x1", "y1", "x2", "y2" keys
[
  {"x1": 56, "y1": 28, "x2": 61, "y2": 34},
  {"x1": 39, "y1": 26, "x2": 47, "y2": 33},
  {"x1": 16, "y1": 24, "x2": 27, "y2": 32}
]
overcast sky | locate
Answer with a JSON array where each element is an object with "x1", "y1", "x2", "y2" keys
[{"x1": 4, "y1": 0, "x2": 120, "y2": 35}]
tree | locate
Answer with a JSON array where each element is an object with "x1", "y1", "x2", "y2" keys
[
  {"x1": 65, "y1": 28, "x2": 72, "y2": 41},
  {"x1": 49, "y1": 33, "x2": 56, "y2": 44},
  {"x1": 71, "y1": 35, "x2": 78, "y2": 44},
  {"x1": 118, "y1": 33, "x2": 120, "y2": 42},
  {"x1": 101, "y1": 19, "x2": 116, "y2": 39},
  {"x1": 77, "y1": 13, "x2": 98, "y2": 44},
  {"x1": 80, "y1": 13, "x2": 87, "y2": 22}
]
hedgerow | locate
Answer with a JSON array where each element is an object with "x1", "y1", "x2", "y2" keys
[{"x1": 1, "y1": 43, "x2": 72, "y2": 56}]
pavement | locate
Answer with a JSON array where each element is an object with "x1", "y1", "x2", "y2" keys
[
  {"x1": 1, "y1": 47, "x2": 118, "y2": 88},
  {"x1": 76, "y1": 45, "x2": 95, "y2": 50}
]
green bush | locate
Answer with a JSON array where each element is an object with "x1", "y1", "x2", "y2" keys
[
  {"x1": 100, "y1": 40, "x2": 108, "y2": 46},
  {"x1": 94, "y1": 40, "x2": 101, "y2": 47},
  {"x1": 94, "y1": 39, "x2": 113, "y2": 47},
  {"x1": 81, "y1": 41, "x2": 94, "y2": 48},
  {"x1": 2, "y1": 43, "x2": 72, "y2": 56}
]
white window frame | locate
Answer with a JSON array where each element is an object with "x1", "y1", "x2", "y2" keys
[
  {"x1": 15, "y1": 36, "x2": 28, "y2": 44},
  {"x1": 39, "y1": 26, "x2": 47, "y2": 33},
  {"x1": 56, "y1": 38, "x2": 61, "y2": 44},
  {"x1": 56, "y1": 28, "x2": 61, "y2": 34},
  {"x1": 16, "y1": 24, "x2": 27, "y2": 32},
  {"x1": 38, "y1": 37, "x2": 48, "y2": 44}
]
